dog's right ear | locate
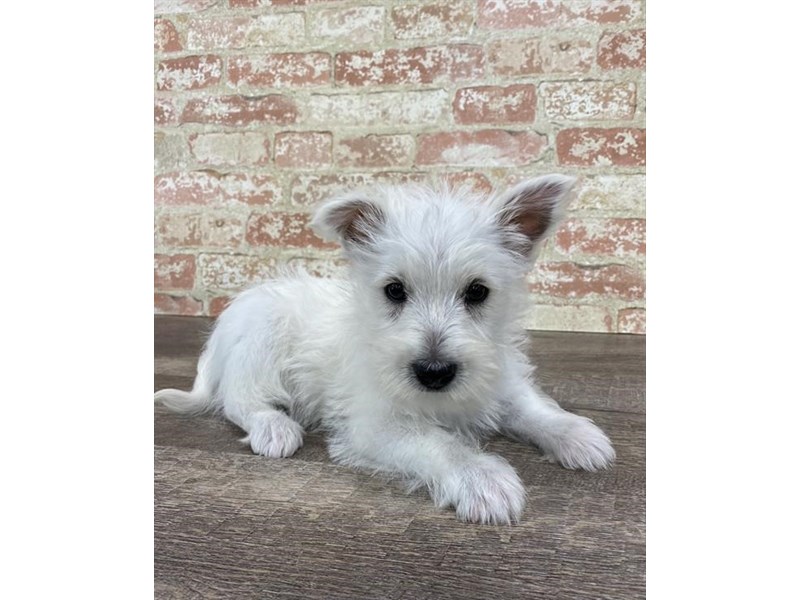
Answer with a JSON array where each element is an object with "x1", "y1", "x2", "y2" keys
[{"x1": 311, "y1": 192, "x2": 385, "y2": 247}]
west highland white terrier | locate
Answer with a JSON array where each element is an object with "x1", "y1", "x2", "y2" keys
[{"x1": 155, "y1": 175, "x2": 615, "y2": 524}]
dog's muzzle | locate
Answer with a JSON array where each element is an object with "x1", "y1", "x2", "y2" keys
[{"x1": 412, "y1": 360, "x2": 458, "y2": 391}]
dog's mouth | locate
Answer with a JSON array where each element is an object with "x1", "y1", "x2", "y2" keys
[{"x1": 410, "y1": 360, "x2": 459, "y2": 392}]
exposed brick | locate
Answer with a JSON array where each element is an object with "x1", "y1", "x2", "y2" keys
[
  {"x1": 598, "y1": 29, "x2": 646, "y2": 69},
  {"x1": 229, "y1": 53, "x2": 331, "y2": 88},
  {"x1": 246, "y1": 212, "x2": 334, "y2": 248},
  {"x1": 554, "y1": 218, "x2": 645, "y2": 257},
  {"x1": 275, "y1": 132, "x2": 333, "y2": 169},
  {"x1": 181, "y1": 95, "x2": 298, "y2": 126},
  {"x1": 155, "y1": 0, "x2": 217, "y2": 14},
  {"x1": 306, "y1": 90, "x2": 448, "y2": 127},
  {"x1": 440, "y1": 172, "x2": 493, "y2": 195},
  {"x1": 335, "y1": 45, "x2": 483, "y2": 86},
  {"x1": 155, "y1": 97, "x2": 178, "y2": 126},
  {"x1": 155, "y1": 212, "x2": 202, "y2": 247},
  {"x1": 309, "y1": 6, "x2": 384, "y2": 45},
  {"x1": 156, "y1": 55, "x2": 222, "y2": 91},
  {"x1": 618, "y1": 307, "x2": 645, "y2": 334},
  {"x1": 155, "y1": 171, "x2": 279, "y2": 206},
  {"x1": 208, "y1": 296, "x2": 233, "y2": 317},
  {"x1": 155, "y1": 254, "x2": 196, "y2": 290},
  {"x1": 541, "y1": 82, "x2": 636, "y2": 120},
  {"x1": 416, "y1": 130, "x2": 547, "y2": 167},
  {"x1": 155, "y1": 212, "x2": 245, "y2": 249},
  {"x1": 522, "y1": 304, "x2": 614, "y2": 333},
  {"x1": 290, "y1": 172, "x2": 428, "y2": 207},
  {"x1": 556, "y1": 128, "x2": 645, "y2": 167},
  {"x1": 530, "y1": 262, "x2": 644, "y2": 300},
  {"x1": 453, "y1": 85, "x2": 536, "y2": 124},
  {"x1": 189, "y1": 132, "x2": 270, "y2": 166},
  {"x1": 155, "y1": 132, "x2": 190, "y2": 172},
  {"x1": 572, "y1": 175, "x2": 645, "y2": 215},
  {"x1": 335, "y1": 134, "x2": 414, "y2": 168},
  {"x1": 154, "y1": 19, "x2": 182, "y2": 53},
  {"x1": 186, "y1": 13, "x2": 304, "y2": 51},
  {"x1": 198, "y1": 254, "x2": 277, "y2": 291},
  {"x1": 391, "y1": 1, "x2": 472, "y2": 40},
  {"x1": 488, "y1": 37, "x2": 593, "y2": 75},
  {"x1": 154, "y1": 293, "x2": 203, "y2": 316},
  {"x1": 478, "y1": 0, "x2": 641, "y2": 29}
]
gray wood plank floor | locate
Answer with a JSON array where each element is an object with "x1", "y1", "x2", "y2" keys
[{"x1": 155, "y1": 315, "x2": 645, "y2": 599}]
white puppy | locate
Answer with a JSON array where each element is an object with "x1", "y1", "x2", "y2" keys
[{"x1": 155, "y1": 176, "x2": 615, "y2": 524}]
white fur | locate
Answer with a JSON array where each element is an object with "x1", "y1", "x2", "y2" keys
[{"x1": 155, "y1": 176, "x2": 615, "y2": 524}]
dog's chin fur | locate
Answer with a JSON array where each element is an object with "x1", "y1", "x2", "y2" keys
[{"x1": 155, "y1": 176, "x2": 616, "y2": 525}]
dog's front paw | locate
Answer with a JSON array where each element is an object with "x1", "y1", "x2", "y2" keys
[
  {"x1": 245, "y1": 411, "x2": 305, "y2": 458},
  {"x1": 435, "y1": 455, "x2": 526, "y2": 525},
  {"x1": 543, "y1": 413, "x2": 615, "y2": 471}
]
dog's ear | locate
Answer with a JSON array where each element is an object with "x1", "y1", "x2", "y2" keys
[
  {"x1": 311, "y1": 192, "x2": 385, "y2": 247},
  {"x1": 493, "y1": 174, "x2": 576, "y2": 258}
]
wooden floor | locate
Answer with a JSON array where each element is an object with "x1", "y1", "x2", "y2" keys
[{"x1": 155, "y1": 316, "x2": 645, "y2": 599}]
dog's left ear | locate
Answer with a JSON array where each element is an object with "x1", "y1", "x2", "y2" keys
[
  {"x1": 493, "y1": 174, "x2": 576, "y2": 259},
  {"x1": 311, "y1": 192, "x2": 385, "y2": 247}
]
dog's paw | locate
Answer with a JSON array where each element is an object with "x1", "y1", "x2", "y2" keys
[
  {"x1": 435, "y1": 454, "x2": 526, "y2": 525},
  {"x1": 244, "y1": 411, "x2": 305, "y2": 458},
  {"x1": 542, "y1": 413, "x2": 615, "y2": 471}
]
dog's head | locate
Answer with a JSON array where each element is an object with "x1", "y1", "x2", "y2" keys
[{"x1": 311, "y1": 176, "x2": 575, "y2": 415}]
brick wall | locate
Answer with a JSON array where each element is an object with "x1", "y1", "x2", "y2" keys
[{"x1": 154, "y1": 0, "x2": 646, "y2": 334}]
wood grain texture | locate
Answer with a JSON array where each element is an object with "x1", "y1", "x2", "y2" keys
[{"x1": 155, "y1": 315, "x2": 645, "y2": 599}]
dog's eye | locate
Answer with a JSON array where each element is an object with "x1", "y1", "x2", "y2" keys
[
  {"x1": 384, "y1": 281, "x2": 407, "y2": 303},
  {"x1": 464, "y1": 282, "x2": 490, "y2": 304}
]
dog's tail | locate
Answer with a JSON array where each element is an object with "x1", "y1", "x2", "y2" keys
[{"x1": 154, "y1": 388, "x2": 214, "y2": 415}]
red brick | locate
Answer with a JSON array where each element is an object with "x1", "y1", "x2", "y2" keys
[
  {"x1": 208, "y1": 296, "x2": 233, "y2": 317},
  {"x1": 541, "y1": 82, "x2": 636, "y2": 120},
  {"x1": 155, "y1": 254, "x2": 196, "y2": 290},
  {"x1": 453, "y1": 85, "x2": 536, "y2": 124},
  {"x1": 154, "y1": 293, "x2": 203, "y2": 316},
  {"x1": 155, "y1": 171, "x2": 279, "y2": 206},
  {"x1": 186, "y1": 13, "x2": 304, "y2": 50},
  {"x1": 335, "y1": 45, "x2": 483, "y2": 86},
  {"x1": 275, "y1": 132, "x2": 332, "y2": 169},
  {"x1": 598, "y1": 29, "x2": 646, "y2": 69},
  {"x1": 229, "y1": 53, "x2": 331, "y2": 88},
  {"x1": 155, "y1": 97, "x2": 178, "y2": 126},
  {"x1": 416, "y1": 130, "x2": 547, "y2": 167},
  {"x1": 440, "y1": 172, "x2": 493, "y2": 195},
  {"x1": 478, "y1": 0, "x2": 641, "y2": 29},
  {"x1": 488, "y1": 37, "x2": 593, "y2": 75},
  {"x1": 556, "y1": 128, "x2": 646, "y2": 167},
  {"x1": 156, "y1": 55, "x2": 222, "y2": 91},
  {"x1": 189, "y1": 132, "x2": 270, "y2": 166},
  {"x1": 198, "y1": 254, "x2": 278, "y2": 291},
  {"x1": 154, "y1": 19, "x2": 182, "y2": 53},
  {"x1": 391, "y1": 1, "x2": 472, "y2": 40},
  {"x1": 155, "y1": 0, "x2": 217, "y2": 13},
  {"x1": 309, "y1": 6, "x2": 385, "y2": 45},
  {"x1": 181, "y1": 95, "x2": 297, "y2": 126},
  {"x1": 554, "y1": 218, "x2": 645, "y2": 257},
  {"x1": 335, "y1": 134, "x2": 414, "y2": 168},
  {"x1": 290, "y1": 172, "x2": 428, "y2": 207},
  {"x1": 245, "y1": 212, "x2": 335, "y2": 248},
  {"x1": 618, "y1": 308, "x2": 645, "y2": 334},
  {"x1": 530, "y1": 262, "x2": 644, "y2": 300}
]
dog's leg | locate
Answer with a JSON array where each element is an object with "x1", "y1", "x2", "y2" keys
[
  {"x1": 217, "y1": 371, "x2": 304, "y2": 459},
  {"x1": 329, "y1": 418, "x2": 525, "y2": 525},
  {"x1": 500, "y1": 378, "x2": 616, "y2": 471}
]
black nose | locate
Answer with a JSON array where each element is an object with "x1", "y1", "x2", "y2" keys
[{"x1": 412, "y1": 361, "x2": 458, "y2": 391}]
